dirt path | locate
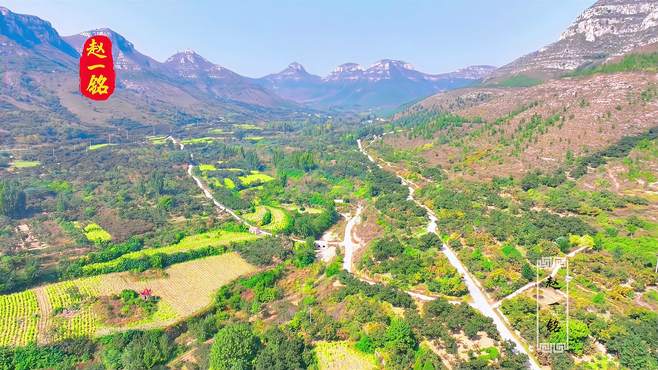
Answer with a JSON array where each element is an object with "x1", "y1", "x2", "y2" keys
[
  {"x1": 33, "y1": 286, "x2": 51, "y2": 345},
  {"x1": 607, "y1": 168, "x2": 621, "y2": 192},
  {"x1": 359, "y1": 137, "x2": 541, "y2": 370},
  {"x1": 493, "y1": 245, "x2": 589, "y2": 309},
  {"x1": 342, "y1": 205, "x2": 363, "y2": 272}
]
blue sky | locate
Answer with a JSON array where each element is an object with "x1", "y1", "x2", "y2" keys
[{"x1": 3, "y1": 0, "x2": 593, "y2": 77}]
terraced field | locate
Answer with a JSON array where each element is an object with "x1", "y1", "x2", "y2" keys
[
  {"x1": 82, "y1": 230, "x2": 259, "y2": 273},
  {"x1": 243, "y1": 205, "x2": 291, "y2": 232},
  {"x1": 0, "y1": 253, "x2": 256, "y2": 346}
]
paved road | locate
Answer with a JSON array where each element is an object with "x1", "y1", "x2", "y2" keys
[{"x1": 358, "y1": 138, "x2": 540, "y2": 370}]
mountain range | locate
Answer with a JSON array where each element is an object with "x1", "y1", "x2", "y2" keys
[
  {"x1": 258, "y1": 60, "x2": 494, "y2": 110},
  {"x1": 2, "y1": 0, "x2": 658, "y2": 134},
  {"x1": 0, "y1": 4, "x2": 495, "y2": 128}
]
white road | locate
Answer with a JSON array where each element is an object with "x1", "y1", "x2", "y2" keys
[
  {"x1": 342, "y1": 205, "x2": 363, "y2": 272},
  {"x1": 358, "y1": 137, "x2": 540, "y2": 370}
]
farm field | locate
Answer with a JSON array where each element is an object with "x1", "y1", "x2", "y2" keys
[
  {"x1": 180, "y1": 137, "x2": 221, "y2": 145},
  {"x1": 81, "y1": 230, "x2": 259, "y2": 273},
  {"x1": 0, "y1": 253, "x2": 256, "y2": 346},
  {"x1": 88, "y1": 143, "x2": 116, "y2": 151},
  {"x1": 10, "y1": 160, "x2": 41, "y2": 169},
  {"x1": 81, "y1": 223, "x2": 112, "y2": 243},
  {"x1": 0, "y1": 291, "x2": 39, "y2": 347},
  {"x1": 315, "y1": 341, "x2": 378, "y2": 370}
]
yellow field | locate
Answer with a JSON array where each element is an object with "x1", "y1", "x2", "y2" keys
[
  {"x1": 239, "y1": 171, "x2": 274, "y2": 186},
  {"x1": 315, "y1": 341, "x2": 378, "y2": 370},
  {"x1": 0, "y1": 253, "x2": 256, "y2": 346}
]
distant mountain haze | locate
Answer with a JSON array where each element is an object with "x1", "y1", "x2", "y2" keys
[
  {"x1": 258, "y1": 60, "x2": 495, "y2": 110},
  {"x1": 0, "y1": 5, "x2": 496, "y2": 116}
]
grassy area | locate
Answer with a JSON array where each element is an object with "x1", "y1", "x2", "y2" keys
[
  {"x1": 238, "y1": 171, "x2": 274, "y2": 186},
  {"x1": 82, "y1": 223, "x2": 112, "y2": 243},
  {"x1": 495, "y1": 74, "x2": 542, "y2": 87},
  {"x1": 315, "y1": 341, "x2": 377, "y2": 370},
  {"x1": 10, "y1": 160, "x2": 41, "y2": 168},
  {"x1": 0, "y1": 254, "x2": 255, "y2": 346},
  {"x1": 598, "y1": 236, "x2": 657, "y2": 265},
  {"x1": 82, "y1": 230, "x2": 259, "y2": 273},
  {"x1": 567, "y1": 52, "x2": 658, "y2": 77}
]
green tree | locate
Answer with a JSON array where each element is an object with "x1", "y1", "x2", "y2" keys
[
  {"x1": 293, "y1": 238, "x2": 316, "y2": 267},
  {"x1": 253, "y1": 328, "x2": 313, "y2": 370},
  {"x1": 260, "y1": 209, "x2": 272, "y2": 226},
  {"x1": 210, "y1": 323, "x2": 259, "y2": 370},
  {"x1": 385, "y1": 318, "x2": 417, "y2": 350},
  {"x1": 0, "y1": 180, "x2": 26, "y2": 218}
]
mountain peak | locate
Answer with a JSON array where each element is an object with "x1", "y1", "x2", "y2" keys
[
  {"x1": 77, "y1": 28, "x2": 135, "y2": 52},
  {"x1": 64, "y1": 28, "x2": 160, "y2": 71},
  {"x1": 287, "y1": 62, "x2": 306, "y2": 72},
  {"x1": 164, "y1": 50, "x2": 217, "y2": 69},
  {"x1": 163, "y1": 51, "x2": 239, "y2": 80},
  {"x1": 369, "y1": 59, "x2": 414, "y2": 71},
  {"x1": 0, "y1": 6, "x2": 78, "y2": 58},
  {"x1": 492, "y1": 0, "x2": 658, "y2": 80}
]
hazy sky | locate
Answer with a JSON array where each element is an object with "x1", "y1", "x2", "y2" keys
[{"x1": 3, "y1": 0, "x2": 593, "y2": 77}]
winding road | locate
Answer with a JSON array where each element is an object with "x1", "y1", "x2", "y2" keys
[
  {"x1": 168, "y1": 136, "x2": 271, "y2": 236},
  {"x1": 358, "y1": 138, "x2": 541, "y2": 370}
]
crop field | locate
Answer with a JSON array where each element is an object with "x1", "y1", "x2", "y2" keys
[
  {"x1": 0, "y1": 291, "x2": 39, "y2": 346},
  {"x1": 0, "y1": 253, "x2": 255, "y2": 346},
  {"x1": 88, "y1": 143, "x2": 117, "y2": 151},
  {"x1": 82, "y1": 223, "x2": 112, "y2": 243},
  {"x1": 180, "y1": 137, "x2": 220, "y2": 145},
  {"x1": 315, "y1": 341, "x2": 377, "y2": 370},
  {"x1": 10, "y1": 160, "x2": 41, "y2": 168},
  {"x1": 199, "y1": 163, "x2": 218, "y2": 172},
  {"x1": 234, "y1": 123, "x2": 262, "y2": 130},
  {"x1": 223, "y1": 178, "x2": 236, "y2": 189},
  {"x1": 243, "y1": 206, "x2": 291, "y2": 232},
  {"x1": 45, "y1": 279, "x2": 101, "y2": 341},
  {"x1": 82, "y1": 230, "x2": 259, "y2": 273},
  {"x1": 238, "y1": 171, "x2": 274, "y2": 186}
]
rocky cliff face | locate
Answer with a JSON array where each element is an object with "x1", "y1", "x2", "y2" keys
[{"x1": 492, "y1": 0, "x2": 658, "y2": 79}]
